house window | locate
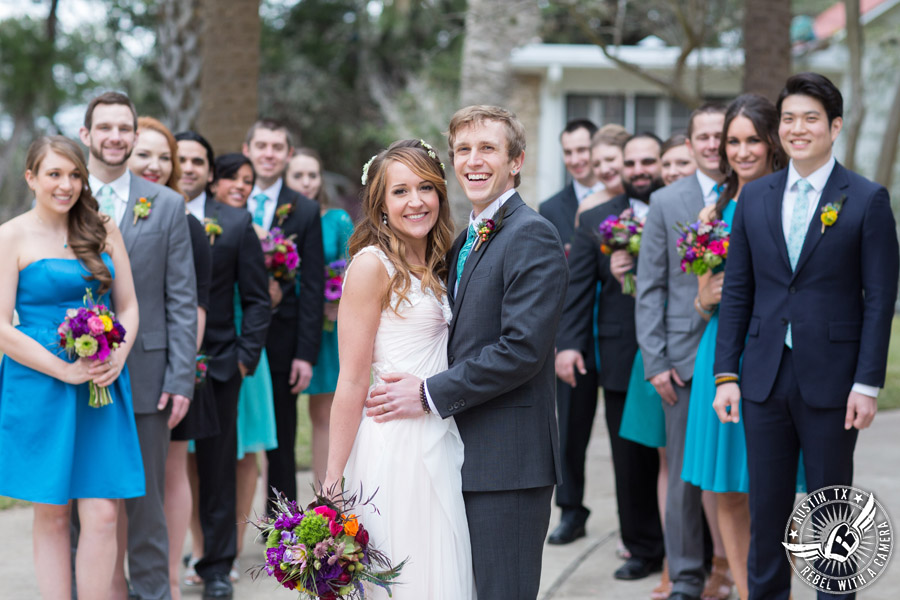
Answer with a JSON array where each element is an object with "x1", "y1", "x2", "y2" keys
[
  {"x1": 566, "y1": 94, "x2": 728, "y2": 140},
  {"x1": 566, "y1": 94, "x2": 626, "y2": 129}
]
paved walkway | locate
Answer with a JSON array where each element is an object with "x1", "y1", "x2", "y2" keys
[{"x1": 1, "y1": 406, "x2": 898, "y2": 598}]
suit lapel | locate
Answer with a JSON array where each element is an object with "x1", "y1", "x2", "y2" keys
[
  {"x1": 271, "y1": 185, "x2": 296, "y2": 230},
  {"x1": 446, "y1": 229, "x2": 467, "y2": 306},
  {"x1": 449, "y1": 195, "x2": 525, "y2": 340},
  {"x1": 121, "y1": 179, "x2": 143, "y2": 254},
  {"x1": 792, "y1": 163, "x2": 850, "y2": 280},
  {"x1": 764, "y1": 170, "x2": 791, "y2": 272}
]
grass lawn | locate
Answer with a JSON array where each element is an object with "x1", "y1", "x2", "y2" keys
[{"x1": 3, "y1": 321, "x2": 900, "y2": 511}]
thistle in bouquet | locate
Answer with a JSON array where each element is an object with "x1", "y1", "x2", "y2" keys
[
  {"x1": 323, "y1": 259, "x2": 347, "y2": 333},
  {"x1": 675, "y1": 219, "x2": 730, "y2": 276},
  {"x1": 597, "y1": 208, "x2": 643, "y2": 295},
  {"x1": 57, "y1": 288, "x2": 127, "y2": 408},
  {"x1": 262, "y1": 227, "x2": 301, "y2": 282},
  {"x1": 251, "y1": 486, "x2": 406, "y2": 599}
]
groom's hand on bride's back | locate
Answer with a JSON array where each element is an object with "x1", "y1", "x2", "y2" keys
[{"x1": 366, "y1": 372, "x2": 424, "y2": 422}]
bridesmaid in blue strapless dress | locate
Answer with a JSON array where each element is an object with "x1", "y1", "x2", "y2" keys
[
  {"x1": 0, "y1": 135, "x2": 144, "y2": 599},
  {"x1": 0, "y1": 255, "x2": 145, "y2": 502}
]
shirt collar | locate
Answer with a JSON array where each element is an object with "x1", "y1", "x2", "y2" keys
[
  {"x1": 786, "y1": 154, "x2": 835, "y2": 194},
  {"x1": 251, "y1": 178, "x2": 283, "y2": 203},
  {"x1": 695, "y1": 169, "x2": 720, "y2": 201},
  {"x1": 468, "y1": 188, "x2": 517, "y2": 228},
  {"x1": 572, "y1": 179, "x2": 597, "y2": 203},
  {"x1": 89, "y1": 169, "x2": 131, "y2": 202}
]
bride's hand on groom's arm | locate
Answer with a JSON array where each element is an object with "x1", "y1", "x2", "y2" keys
[{"x1": 366, "y1": 373, "x2": 424, "y2": 422}]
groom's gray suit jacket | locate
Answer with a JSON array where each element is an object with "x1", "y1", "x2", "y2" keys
[
  {"x1": 426, "y1": 194, "x2": 566, "y2": 492},
  {"x1": 121, "y1": 175, "x2": 198, "y2": 409},
  {"x1": 635, "y1": 174, "x2": 707, "y2": 381}
]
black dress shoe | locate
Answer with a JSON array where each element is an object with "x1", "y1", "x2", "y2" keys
[
  {"x1": 547, "y1": 519, "x2": 586, "y2": 545},
  {"x1": 667, "y1": 593, "x2": 700, "y2": 600},
  {"x1": 613, "y1": 556, "x2": 663, "y2": 580},
  {"x1": 203, "y1": 575, "x2": 234, "y2": 599}
]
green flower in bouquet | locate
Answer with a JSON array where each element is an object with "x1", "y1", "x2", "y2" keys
[
  {"x1": 297, "y1": 513, "x2": 331, "y2": 547},
  {"x1": 74, "y1": 334, "x2": 98, "y2": 358}
]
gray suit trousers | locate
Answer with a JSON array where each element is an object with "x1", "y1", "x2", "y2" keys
[
  {"x1": 464, "y1": 486, "x2": 553, "y2": 600},
  {"x1": 663, "y1": 382, "x2": 704, "y2": 597},
  {"x1": 125, "y1": 411, "x2": 171, "y2": 600}
]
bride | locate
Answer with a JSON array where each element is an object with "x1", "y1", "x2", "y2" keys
[{"x1": 322, "y1": 140, "x2": 476, "y2": 598}]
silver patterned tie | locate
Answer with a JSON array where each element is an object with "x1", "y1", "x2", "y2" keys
[
  {"x1": 96, "y1": 184, "x2": 116, "y2": 219},
  {"x1": 785, "y1": 179, "x2": 812, "y2": 348}
]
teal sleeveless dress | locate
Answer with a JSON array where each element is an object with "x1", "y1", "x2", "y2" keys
[
  {"x1": 234, "y1": 287, "x2": 278, "y2": 459},
  {"x1": 619, "y1": 349, "x2": 666, "y2": 448},
  {"x1": 680, "y1": 200, "x2": 805, "y2": 493},
  {"x1": 0, "y1": 255, "x2": 145, "y2": 504},
  {"x1": 306, "y1": 209, "x2": 354, "y2": 395}
]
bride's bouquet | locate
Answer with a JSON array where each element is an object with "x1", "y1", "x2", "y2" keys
[
  {"x1": 252, "y1": 487, "x2": 405, "y2": 599},
  {"x1": 56, "y1": 288, "x2": 127, "y2": 408}
]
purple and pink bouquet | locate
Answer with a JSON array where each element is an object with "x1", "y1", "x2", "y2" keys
[
  {"x1": 262, "y1": 227, "x2": 301, "y2": 282},
  {"x1": 252, "y1": 487, "x2": 405, "y2": 599},
  {"x1": 675, "y1": 220, "x2": 730, "y2": 276},
  {"x1": 597, "y1": 208, "x2": 644, "y2": 295},
  {"x1": 57, "y1": 288, "x2": 127, "y2": 408},
  {"x1": 323, "y1": 259, "x2": 347, "y2": 332}
]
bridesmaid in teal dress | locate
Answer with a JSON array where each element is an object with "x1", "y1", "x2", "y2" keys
[
  {"x1": 0, "y1": 136, "x2": 143, "y2": 598},
  {"x1": 680, "y1": 95, "x2": 792, "y2": 600},
  {"x1": 286, "y1": 148, "x2": 354, "y2": 484}
]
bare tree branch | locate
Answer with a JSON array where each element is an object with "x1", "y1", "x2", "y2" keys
[
  {"x1": 874, "y1": 74, "x2": 900, "y2": 188},
  {"x1": 843, "y1": 0, "x2": 865, "y2": 171}
]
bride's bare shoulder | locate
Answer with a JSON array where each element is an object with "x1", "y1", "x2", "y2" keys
[{"x1": 345, "y1": 250, "x2": 390, "y2": 291}]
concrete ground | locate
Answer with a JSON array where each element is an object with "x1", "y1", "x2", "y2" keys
[{"x1": 1, "y1": 406, "x2": 898, "y2": 599}]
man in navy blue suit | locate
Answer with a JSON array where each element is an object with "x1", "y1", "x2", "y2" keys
[{"x1": 713, "y1": 73, "x2": 899, "y2": 600}]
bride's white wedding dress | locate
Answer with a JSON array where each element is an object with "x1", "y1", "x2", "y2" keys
[{"x1": 343, "y1": 246, "x2": 476, "y2": 599}]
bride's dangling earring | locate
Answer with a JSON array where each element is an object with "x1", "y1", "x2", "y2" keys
[{"x1": 382, "y1": 212, "x2": 388, "y2": 226}]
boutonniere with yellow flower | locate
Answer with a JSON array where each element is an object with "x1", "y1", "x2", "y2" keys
[
  {"x1": 275, "y1": 202, "x2": 293, "y2": 226},
  {"x1": 820, "y1": 194, "x2": 846, "y2": 233},
  {"x1": 132, "y1": 195, "x2": 155, "y2": 225},
  {"x1": 204, "y1": 217, "x2": 223, "y2": 245}
]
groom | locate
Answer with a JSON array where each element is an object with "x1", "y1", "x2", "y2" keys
[{"x1": 368, "y1": 105, "x2": 567, "y2": 599}]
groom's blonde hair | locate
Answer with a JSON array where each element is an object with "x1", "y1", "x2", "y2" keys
[{"x1": 446, "y1": 105, "x2": 526, "y2": 187}]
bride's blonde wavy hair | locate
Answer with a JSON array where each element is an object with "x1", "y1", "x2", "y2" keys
[{"x1": 347, "y1": 139, "x2": 453, "y2": 313}]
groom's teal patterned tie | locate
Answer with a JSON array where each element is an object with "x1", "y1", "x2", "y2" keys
[
  {"x1": 252, "y1": 193, "x2": 268, "y2": 227},
  {"x1": 455, "y1": 224, "x2": 477, "y2": 290},
  {"x1": 785, "y1": 179, "x2": 812, "y2": 348}
]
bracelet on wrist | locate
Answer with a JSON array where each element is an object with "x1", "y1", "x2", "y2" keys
[
  {"x1": 419, "y1": 381, "x2": 431, "y2": 414},
  {"x1": 695, "y1": 296, "x2": 713, "y2": 316},
  {"x1": 715, "y1": 375, "x2": 739, "y2": 387}
]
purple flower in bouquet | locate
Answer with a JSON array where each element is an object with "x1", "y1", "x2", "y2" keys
[{"x1": 274, "y1": 511, "x2": 302, "y2": 530}]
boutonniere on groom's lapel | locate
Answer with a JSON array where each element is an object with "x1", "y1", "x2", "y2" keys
[
  {"x1": 203, "y1": 217, "x2": 223, "y2": 245},
  {"x1": 132, "y1": 195, "x2": 155, "y2": 225},
  {"x1": 473, "y1": 205, "x2": 507, "y2": 251},
  {"x1": 820, "y1": 194, "x2": 846, "y2": 233},
  {"x1": 275, "y1": 202, "x2": 293, "y2": 226}
]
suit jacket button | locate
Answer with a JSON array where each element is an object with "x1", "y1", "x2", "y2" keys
[
  {"x1": 460, "y1": 400, "x2": 466, "y2": 407},
  {"x1": 789, "y1": 286, "x2": 796, "y2": 294},
  {"x1": 448, "y1": 354, "x2": 455, "y2": 364}
]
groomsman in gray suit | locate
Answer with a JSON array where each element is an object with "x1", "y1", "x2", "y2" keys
[
  {"x1": 80, "y1": 92, "x2": 197, "y2": 600},
  {"x1": 368, "y1": 105, "x2": 567, "y2": 599},
  {"x1": 635, "y1": 104, "x2": 725, "y2": 600}
]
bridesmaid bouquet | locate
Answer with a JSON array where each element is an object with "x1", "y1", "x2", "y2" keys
[
  {"x1": 262, "y1": 227, "x2": 301, "y2": 282},
  {"x1": 57, "y1": 288, "x2": 127, "y2": 408},
  {"x1": 597, "y1": 208, "x2": 643, "y2": 295},
  {"x1": 252, "y1": 487, "x2": 405, "y2": 599},
  {"x1": 675, "y1": 220, "x2": 730, "y2": 276},
  {"x1": 323, "y1": 259, "x2": 347, "y2": 332}
]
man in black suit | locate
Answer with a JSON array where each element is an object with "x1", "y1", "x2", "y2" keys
[
  {"x1": 541, "y1": 119, "x2": 602, "y2": 546},
  {"x1": 714, "y1": 73, "x2": 899, "y2": 600},
  {"x1": 539, "y1": 119, "x2": 601, "y2": 253},
  {"x1": 242, "y1": 119, "x2": 325, "y2": 504},
  {"x1": 175, "y1": 131, "x2": 271, "y2": 599},
  {"x1": 556, "y1": 133, "x2": 666, "y2": 578}
]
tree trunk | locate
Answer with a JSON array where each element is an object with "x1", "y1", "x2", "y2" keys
[
  {"x1": 742, "y1": 0, "x2": 792, "y2": 100},
  {"x1": 459, "y1": 0, "x2": 540, "y2": 107},
  {"x1": 196, "y1": 0, "x2": 261, "y2": 154},
  {"x1": 874, "y1": 75, "x2": 900, "y2": 190},
  {"x1": 157, "y1": 0, "x2": 203, "y2": 133},
  {"x1": 842, "y1": 0, "x2": 865, "y2": 171}
]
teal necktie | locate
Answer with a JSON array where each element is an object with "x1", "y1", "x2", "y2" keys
[
  {"x1": 96, "y1": 184, "x2": 116, "y2": 219},
  {"x1": 712, "y1": 182, "x2": 724, "y2": 199},
  {"x1": 455, "y1": 225, "x2": 478, "y2": 290},
  {"x1": 785, "y1": 179, "x2": 812, "y2": 348},
  {"x1": 252, "y1": 193, "x2": 268, "y2": 227}
]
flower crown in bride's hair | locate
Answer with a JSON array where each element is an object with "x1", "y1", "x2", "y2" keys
[
  {"x1": 360, "y1": 154, "x2": 379, "y2": 186},
  {"x1": 417, "y1": 139, "x2": 446, "y2": 177},
  {"x1": 359, "y1": 140, "x2": 446, "y2": 186}
]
